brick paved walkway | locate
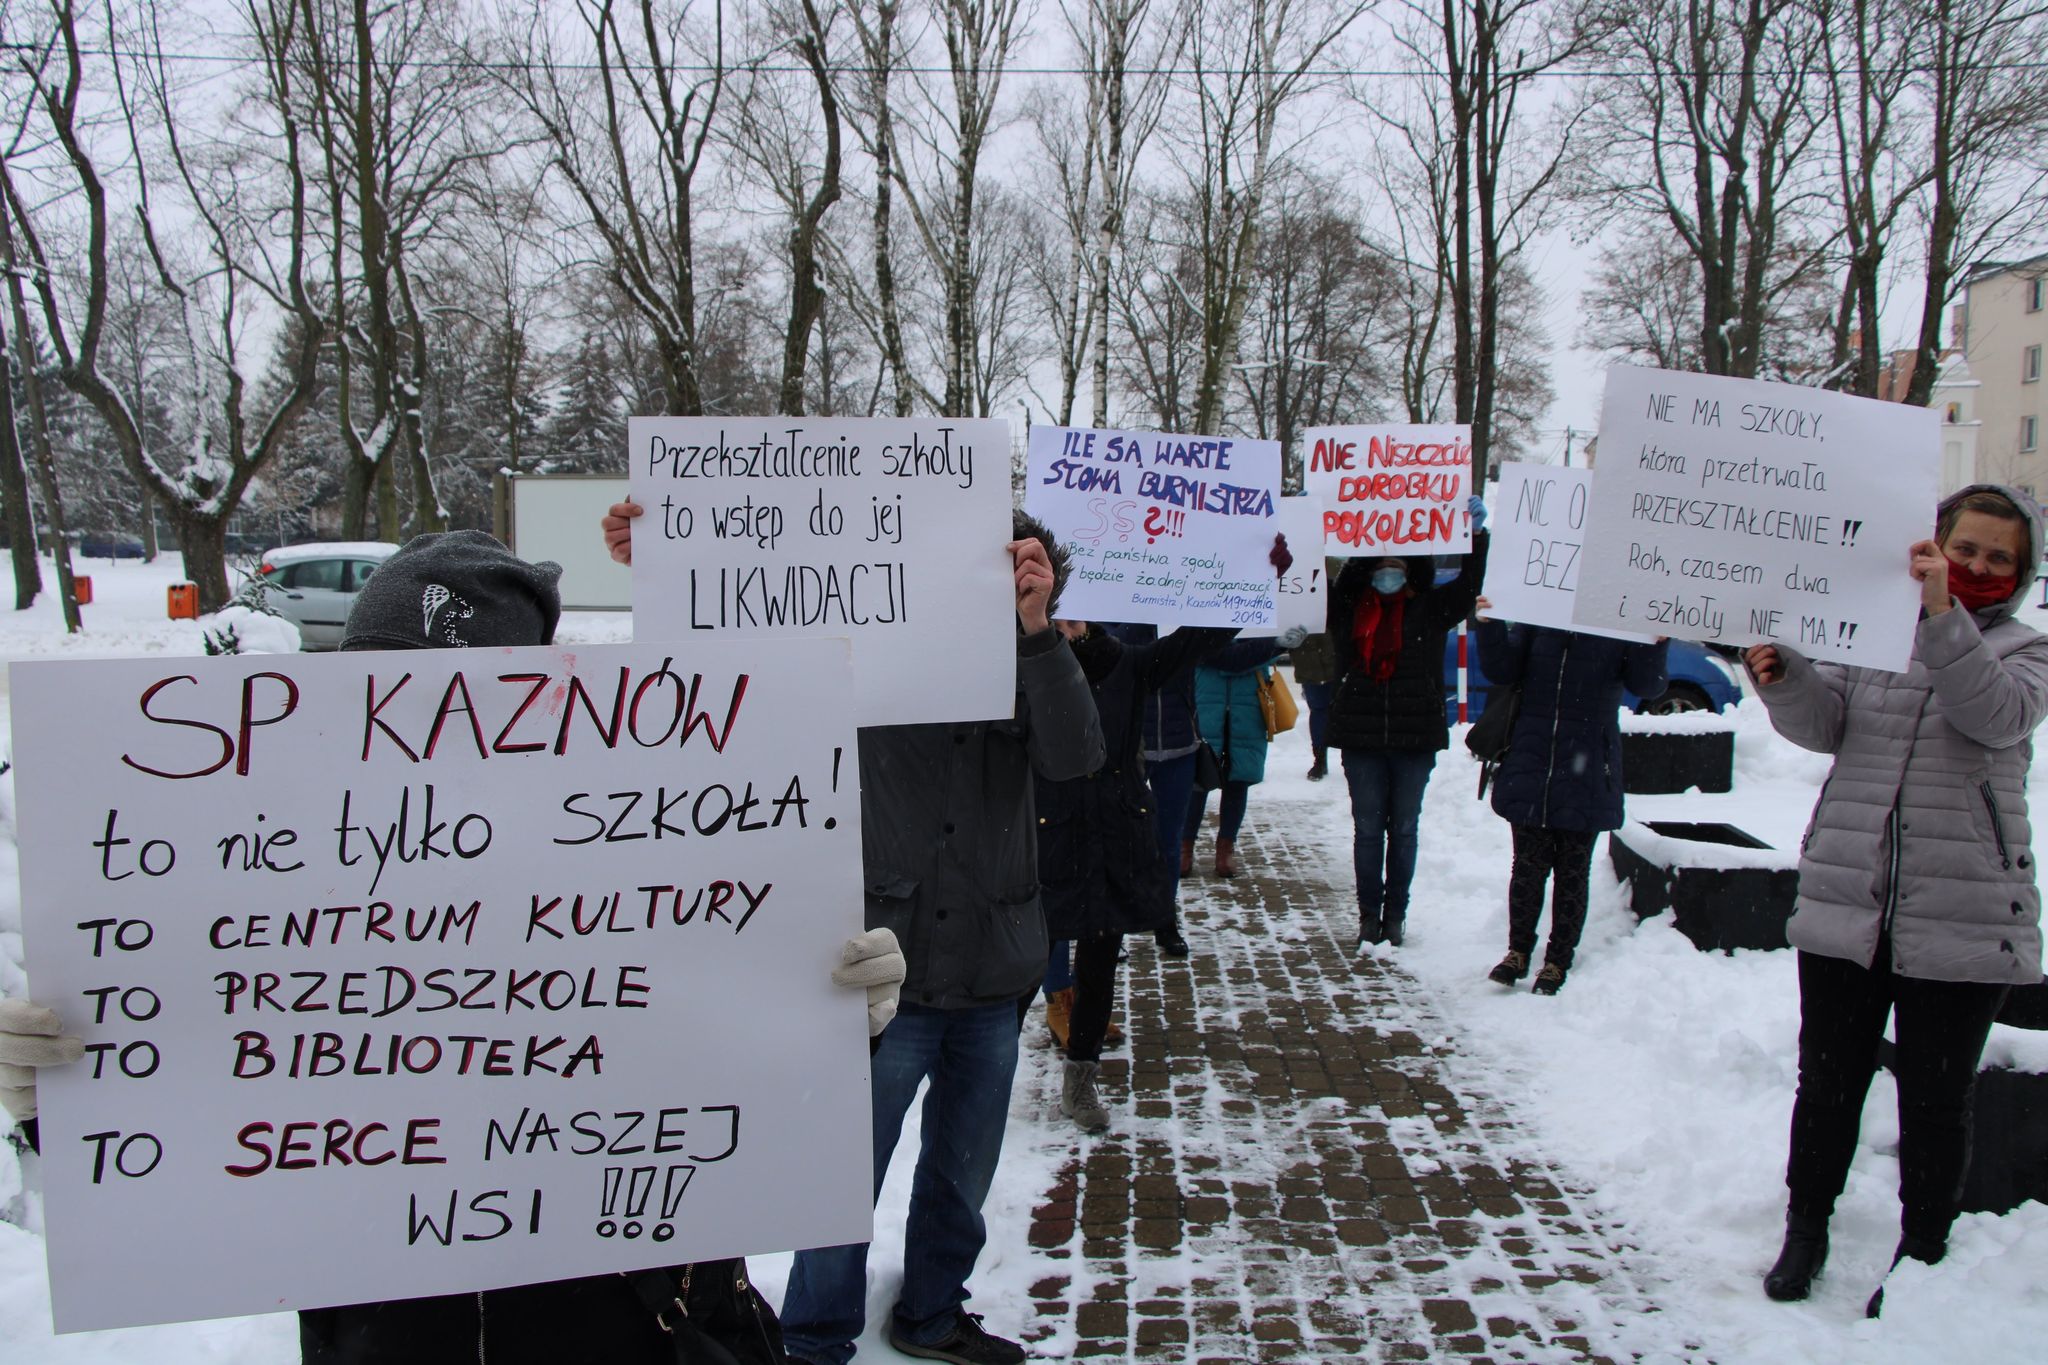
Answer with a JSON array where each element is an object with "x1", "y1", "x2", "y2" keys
[{"x1": 1013, "y1": 783, "x2": 1705, "y2": 1363}]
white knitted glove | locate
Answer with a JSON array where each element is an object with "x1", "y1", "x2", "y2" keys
[
  {"x1": 830, "y1": 928, "x2": 906, "y2": 1036},
  {"x1": 0, "y1": 999, "x2": 85, "y2": 1124}
]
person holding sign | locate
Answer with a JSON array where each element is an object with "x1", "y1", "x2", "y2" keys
[
  {"x1": 1744, "y1": 485, "x2": 2048, "y2": 1317},
  {"x1": 604, "y1": 500, "x2": 1104, "y2": 1365},
  {"x1": 1326, "y1": 501, "x2": 1489, "y2": 948},
  {"x1": 2, "y1": 532, "x2": 910, "y2": 1365},
  {"x1": 1471, "y1": 601, "x2": 1670, "y2": 995}
]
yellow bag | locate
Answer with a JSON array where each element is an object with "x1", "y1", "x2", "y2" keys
[{"x1": 1257, "y1": 668, "x2": 1299, "y2": 739}]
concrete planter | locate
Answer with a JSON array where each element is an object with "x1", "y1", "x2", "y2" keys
[
  {"x1": 1609, "y1": 820, "x2": 1799, "y2": 953},
  {"x1": 1619, "y1": 713, "x2": 1736, "y2": 795}
]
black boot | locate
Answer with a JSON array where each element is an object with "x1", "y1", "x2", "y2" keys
[
  {"x1": 1762, "y1": 1212, "x2": 1830, "y2": 1302},
  {"x1": 1864, "y1": 1233, "x2": 1947, "y2": 1319},
  {"x1": 1383, "y1": 911, "x2": 1406, "y2": 947},
  {"x1": 1155, "y1": 917, "x2": 1190, "y2": 958},
  {"x1": 1356, "y1": 912, "x2": 1385, "y2": 951}
]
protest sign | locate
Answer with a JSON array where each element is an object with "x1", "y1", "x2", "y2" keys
[
  {"x1": 1024, "y1": 425, "x2": 1281, "y2": 628},
  {"x1": 627, "y1": 417, "x2": 1014, "y2": 726},
  {"x1": 1481, "y1": 462, "x2": 1653, "y2": 641},
  {"x1": 12, "y1": 640, "x2": 870, "y2": 1332},
  {"x1": 1303, "y1": 423, "x2": 1474, "y2": 556},
  {"x1": 1573, "y1": 365, "x2": 1938, "y2": 671},
  {"x1": 1243, "y1": 495, "x2": 1329, "y2": 638}
]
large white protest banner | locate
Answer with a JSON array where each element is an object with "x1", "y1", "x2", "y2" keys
[
  {"x1": 1024, "y1": 425, "x2": 1281, "y2": 628},
  {"x1": 1573, "y1": 365, "x2": 1938, "y2": 671},
  {"x1": 1481, "y1": 463, "x2": 1653, "y2": 641},
  {"x1": 628, "y1": 417, "x2": 1013, "y2": 725},
  {"x1": 1303, "y1": 423, "x2": 1474, "y2": 556},
  {"x1": 12, "y1": 640, "x2": 870, "y2": 1331},
  {"x1": 1243, "y1": 496, "x2": 1329, "y2": 638}
]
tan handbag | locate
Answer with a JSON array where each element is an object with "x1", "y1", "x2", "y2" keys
[{"x1": 1257, "y1": 668, "x2": 1299, "y2": 739}]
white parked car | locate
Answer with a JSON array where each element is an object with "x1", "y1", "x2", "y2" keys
[{"x1": 248, "y1": 541, "x2": 401, "y2": 650}]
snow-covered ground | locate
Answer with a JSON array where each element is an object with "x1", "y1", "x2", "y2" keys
[{"x1": 3, "y1": 554, "x2": 2047, "y2": 1362}]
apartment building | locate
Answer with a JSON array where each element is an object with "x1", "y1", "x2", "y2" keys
[{"x1": 1955, "y1": 251, "x2": 2048, "y2": 498}]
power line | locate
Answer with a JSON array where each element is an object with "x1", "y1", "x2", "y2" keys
[{"x1": 4, "y1": 40, "x2": 2046, "y2": 81}]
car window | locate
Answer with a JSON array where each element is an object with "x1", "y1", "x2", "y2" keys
[
  {"x1": 347, "y1": 560, "x2": 383, "y2": 591},
  {"x1": 285, "y1": 558, "x2": 345, "y2": 592}
]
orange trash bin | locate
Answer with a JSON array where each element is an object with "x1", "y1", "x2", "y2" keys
[
  {"x1": 73, "y1": 575, "x2": 93, "y2": 605},
  {"x1": 167, "y1": 582, "x2": 199, "y2": 619}
]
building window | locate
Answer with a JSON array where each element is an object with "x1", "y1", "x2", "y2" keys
[
  {"x1": 2031, "y1": 277, "x2": 2047, "y2": 312},
  {"x1": 2026, "y1": 416, "x2": 2041, "y2": 453},
  {"x1": 1946, "y1": 402, "x2": 1961, "y2": 423},
  {"x1": 2029, "y1": 345, "x2": 2044, "y2": 383}
]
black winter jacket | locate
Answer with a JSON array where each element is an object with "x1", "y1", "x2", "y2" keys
[
  {"x1": 1039, "y1": 627, "x2": 1235, "y2": 940},
  {"x1": 1477, "y1": 622, "x2": 1669, "y2": 833},
  {"x1": 298, "y1": 1258, "x2": 783, "y2": 1365},
  {"x1": 1326, "y1": 535, "x2": 1488, "y2": 753},
  {"x1": 859, "y1": 626, "x2": 1103, "y2": 1010}
]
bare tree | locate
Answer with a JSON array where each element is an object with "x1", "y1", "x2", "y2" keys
[
  {"x1": 1366, "y1": 0, "x2": 1591, "y2": 480},
  {"x1": 1580, "y1": 0, "x2": 1831, "y2": 379},
  {"x1": 1166, "y1": 0, "x2": 1371, "y2": 437},
  {"x1": 1231, "y1": 176, "x2": 1398, "y2": 488},
  {"x1": 4, "y1": 0, "x2": 325, "y2": 610},
  {"x1": 293, "y1": 0, "x2": 495, "y2": 538},
  {"x1": 723, "y1": 0, "x2": 844, "y2": 415},
  {"x1": 1899, "y1": 0, "x2": 2048, "y2": 406},
  {"x1": 501, "y1": 0, "x2": 727, "y2": 418}
]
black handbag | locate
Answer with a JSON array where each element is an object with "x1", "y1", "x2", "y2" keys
[
  {"x1": 1193, "y1": 739, "x2": 1227, "y2": 788},
  {"x1": 621, "y1": 1259, "x2": 789, "y2": 1365},
  {"x1": 1464, "y1": 683, "x2": 1522, "y2": 798}
]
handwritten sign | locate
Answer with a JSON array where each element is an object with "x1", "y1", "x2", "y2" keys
[
  {"x1": 1023, "y1": 425, "x2": 1281, "y2": 628},
  {"x1": 1243, "y1": 496, "x2": 1329, "y2": 638},
  {"x1": 1303, "y1": 423, "x2": 1474, "y2": 556},
  {"x1": 1573, "y1": 365, "x2": 1938, "y2": 671},
  {"x1": 1481, "y1": 463, "x2": 1652, "y2": 641},
  {"x1": 11, "y1": 640, "x2": 871, "y2": 1331},
  {"x1": 627, "y1": 417, "x2": 1014, "y2": 726}
]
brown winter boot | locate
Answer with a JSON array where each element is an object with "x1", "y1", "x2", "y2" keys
[
  {"x1": 1044, "y1": 987, "x2": 1074, "y2": 1051},
  {"x1": 1179, "y1": 839, "x2": 1195, "y2": 877},
  {"x1": 1214, "y1": 837, "x2": 1240, "y2": 878},
  {"x1": 1103, "y1": 1013, "x2": 1125, "y2": 1047}
]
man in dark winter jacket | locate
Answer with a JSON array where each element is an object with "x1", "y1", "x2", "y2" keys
[{"x1": 602, "y1": 501, "x2": 1105, "y2": 1365}]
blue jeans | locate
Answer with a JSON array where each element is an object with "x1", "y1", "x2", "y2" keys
[
  {"x1": 780, "y1": 1001, "x2": 1021, "y2": 1364},
  {"x1": 1044, "y1": 940, "x2": 1072, "y2": 993},
  {"x1": 1341, "y1": 749, "x2": 1437, "y2": 921},
  {"x1": 1303, "y1": 681, "x2": 1335, "y2": 757},
  {"x1": 1148, "y1": 750, "x2": 1197, "y2": 903}
]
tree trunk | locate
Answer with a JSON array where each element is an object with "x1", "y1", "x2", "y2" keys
[
  {"x1": 0, "y1": 238, "x2": 78, "y2": 631},
  {"x1": 0, "y1": 326, "x2": 42, "y2": 608},
  {"x1": 173, "y1": 507, "x2": 232, "y2": 613},
  {"x1": 139, "y1": 485, "x2": 159, "y2": 560}
]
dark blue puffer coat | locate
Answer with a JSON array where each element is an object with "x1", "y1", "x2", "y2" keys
[{"x1": 1477, "y1": 621, "x2": 1670, "y2": 832}]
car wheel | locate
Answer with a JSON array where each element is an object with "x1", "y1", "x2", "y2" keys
[{"x1": 1639, "y1": 683, "x2": 1711, "y2": 716}]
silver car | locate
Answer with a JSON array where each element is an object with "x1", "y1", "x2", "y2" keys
[{"x1": 251, "y1": 542, "x2": 400, "y2": 650}]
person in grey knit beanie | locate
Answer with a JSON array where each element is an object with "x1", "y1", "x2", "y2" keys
[{"x1": 340, "y1": 530, "x2": 563, "y2": 651}]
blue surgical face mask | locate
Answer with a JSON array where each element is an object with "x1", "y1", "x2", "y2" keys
[{"x1": 1371, "y1": 567, "x2": 1407, "y2": 596}]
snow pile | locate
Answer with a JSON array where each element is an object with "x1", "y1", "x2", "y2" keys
[
  {"x1": 1611, "y1": 817, "x2": 1801, "y2": 871},
  {"x1": 201, "y1": 606, "x2": 302, "y2": 656},
  {"x1": 1620, "y1": 706, "x2": 1740, "y2": 735}
]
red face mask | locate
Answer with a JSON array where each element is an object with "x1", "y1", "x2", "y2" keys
[{"x1": 1947, "y1": 557, "x2": 2017, "y2": 612}]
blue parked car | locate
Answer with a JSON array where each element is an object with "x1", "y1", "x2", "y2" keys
[{"x1": 1444, "y1": 627, "x2": 1743, "y2": 721}]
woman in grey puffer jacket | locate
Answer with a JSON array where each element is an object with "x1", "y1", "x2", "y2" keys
[{"x1": 1745, "y1": 484, "x2": 2048, "y2": 1316}]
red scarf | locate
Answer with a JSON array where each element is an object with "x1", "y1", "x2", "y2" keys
[
  {"x1": 1949, "y1": 558, "x2": 2018, "y2": 613},
  {"x1": 1352, "y1": 591, "x2": 1406, "y2": 682}
]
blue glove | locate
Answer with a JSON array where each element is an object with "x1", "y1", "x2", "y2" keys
[{"x1": 1467, "y1": 493, "x2": 1488, "y2": 533}]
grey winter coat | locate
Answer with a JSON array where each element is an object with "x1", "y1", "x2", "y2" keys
[
  {"x1": 1758, "y1": 484, "x2": 2048, "y2": 985},
  {"x1": 859, "y1": 627, "x2": 1104, "y2": 1010}
]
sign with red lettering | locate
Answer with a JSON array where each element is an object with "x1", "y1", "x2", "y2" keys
[
  {"x1": 1302, "y1": 423, "x2": 1475, "y2": 556},
  {"x1": 1023, "y1": 425, "x2": 1282, "y2": 627},
  {"x1": 10, "y1": 640, "x2": 870, "y2": 1331},
  {"x1": 627, "y1": 417, "x2": 1014, "y2": 726}
]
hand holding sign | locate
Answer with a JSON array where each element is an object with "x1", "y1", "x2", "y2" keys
[{"x1": 1910, "y1": 539, "x2": 1951, "y2": 616}]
